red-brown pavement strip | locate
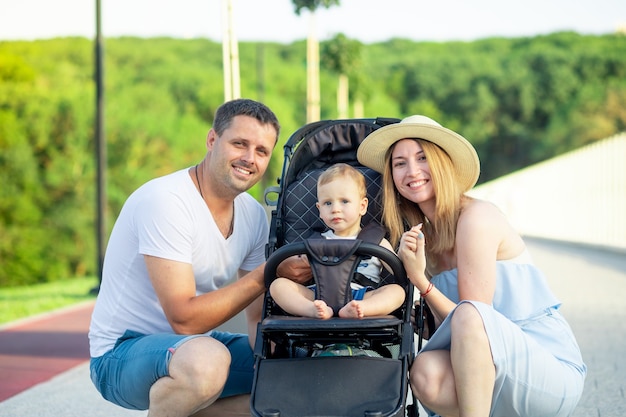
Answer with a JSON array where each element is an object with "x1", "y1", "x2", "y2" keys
[{"x1": 0, "y1": 300, "x2": 95, "y2": 402}]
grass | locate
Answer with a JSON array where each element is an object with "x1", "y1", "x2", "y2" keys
[{"x1": 0, "y1": 277, "x2": 99, "y2": 326}]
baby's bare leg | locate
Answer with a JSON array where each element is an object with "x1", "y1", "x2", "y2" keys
[
  {"x1": 338, "y1": 300, "x2": 365, "y2": 318},
  {"x1": 270, "y1": 278, "x2": 332, "y2": 319},
  {"x1": 339, "y1": 284, "x2": 405, "y2": 319}
]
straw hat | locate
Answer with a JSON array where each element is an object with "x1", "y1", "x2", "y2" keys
[{"x1": 357, "y1": 115, "x2": 480, "y2": 191}]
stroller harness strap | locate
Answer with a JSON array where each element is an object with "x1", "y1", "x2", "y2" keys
[{"x1": 306, "y1": 223, "x2": 387, "y2": 316}]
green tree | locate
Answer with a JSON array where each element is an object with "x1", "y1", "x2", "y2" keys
[
  {"x1": 321, "y1": 33, "x2": 362, "y2": 118},
  {"x1": 291, "y1": 0, "x2": 340, "y2": 122},
  {"x1": 1, "y1": 33, "x2": 626, "y2": 286}
]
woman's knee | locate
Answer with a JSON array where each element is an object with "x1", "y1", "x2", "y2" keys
[
  {"x1": 410, "y1": 355, "x2": 429, "y2": 400},
  {"x1": 450, "y1": 302, "x2": 485, "y2": 336},
  {"x1": 410, "y1": 351, "x2": 448, "y2": 404}
]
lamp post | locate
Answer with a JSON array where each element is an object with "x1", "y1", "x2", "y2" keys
[
  {"x1": 92, "y1": 0, "x2": 106, "y2": 294},
  {"x1": 222, "y1": 0, "x2": 240, "y2": 100}
]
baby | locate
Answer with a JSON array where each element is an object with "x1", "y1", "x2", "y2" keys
[{"x1": 270, "y1": 163, "x2": 405, "y2": 319}]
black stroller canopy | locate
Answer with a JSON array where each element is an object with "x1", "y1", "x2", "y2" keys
[{"x1": 283, "y1": 118, "x2": 400, "y2": 186}]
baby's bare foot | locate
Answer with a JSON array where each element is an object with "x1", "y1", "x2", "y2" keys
[
  {"x1": 313, "y1": 300, "x2": 333, "y2": 319},
  {"x1": 339, "y1": 300, "x2": 365, "y2": 319}
]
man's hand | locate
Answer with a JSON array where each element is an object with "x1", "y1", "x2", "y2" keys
[{"x1": 276, "y1": 254, "x2": 312, "y2": 284}]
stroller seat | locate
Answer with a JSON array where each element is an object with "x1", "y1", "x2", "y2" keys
[{"x1": 251, "y1": 118, "x2": 421, "y2": 417}]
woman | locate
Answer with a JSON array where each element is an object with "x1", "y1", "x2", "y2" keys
[{"x1": 357, "y1": 115, "x2": 586, "y2": 417}]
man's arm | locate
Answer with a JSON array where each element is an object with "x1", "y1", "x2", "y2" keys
[
  {"x1": 145, "y1": 255, "x2": 266, "y2": 335},
  {"x1": 242, "y1": 268, "x2": 265, "y2": 348}
]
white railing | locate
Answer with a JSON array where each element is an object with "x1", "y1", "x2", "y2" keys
[{"x1": 469, "y1": 132, "x2": 626, "y2": 253}]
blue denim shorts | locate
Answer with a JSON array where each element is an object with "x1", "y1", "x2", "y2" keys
[{"x1": 90, "y1": 330, "x2": 254, "y2": 410}]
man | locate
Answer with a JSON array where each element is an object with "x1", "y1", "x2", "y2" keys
[{"x1": 89, "y1": 99, "x2": 309, "y2": 416}]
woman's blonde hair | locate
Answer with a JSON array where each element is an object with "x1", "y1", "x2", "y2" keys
[{"x1": 382, "y1": 139, "x2": 468, "y2": 266}]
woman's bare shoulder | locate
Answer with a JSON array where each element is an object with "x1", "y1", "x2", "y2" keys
[
  {"x1": 461, "y1": 198, "x2": 525, "y2": 257},
  {"x1": 461, "y1": 198, "x2": 506, "y2": 223}
]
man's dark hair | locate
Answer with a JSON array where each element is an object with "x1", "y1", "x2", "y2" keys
[{"x1": 213, "y1": 98, "x2": 280, "y2": 141}]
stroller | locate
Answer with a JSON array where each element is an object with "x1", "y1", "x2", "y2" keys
[{"x1": 251, "y1": 118, "x2": 426, "y2": 417}]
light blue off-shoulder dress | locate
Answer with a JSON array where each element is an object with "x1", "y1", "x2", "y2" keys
[{"x1": 419, "y1": 250, "x2": 586, "y2": 417}]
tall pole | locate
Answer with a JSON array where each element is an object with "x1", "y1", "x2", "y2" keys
[
  {"x1": 306, "y1": 12, "x2": 320, "y2": 123},
  {"x1": 222, "y1": 0, "x2": 240, "y2": 101},
  {"x1": 93, "y1": 0, "x2": 106, "y2": 293},
  {"x1": 221, "y1": 0, "x2": 232, "y2": 101},
  {"x1": 229, "y1": 3, "x2": 240, "y2": 100}
]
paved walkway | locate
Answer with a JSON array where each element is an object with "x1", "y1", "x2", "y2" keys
[
  {"x1": 0, "y1": 300, "x2": 94, "y2": 402},
  {"x1": 0, "y1": 238, "x2": 624, "y2": 416}
]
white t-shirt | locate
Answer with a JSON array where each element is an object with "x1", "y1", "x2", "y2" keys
[{"x1": 89, "y1": 168, "x2": 268, "y2": 357}]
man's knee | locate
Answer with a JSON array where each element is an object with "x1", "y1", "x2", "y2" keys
[{"x1": 171, "y1": 337, "x2": 232, "y2": 389}]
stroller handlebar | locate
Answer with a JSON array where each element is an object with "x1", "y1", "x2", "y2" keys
[{"x1": 264, "y1": 240, "x2": 408, "y2": 289}]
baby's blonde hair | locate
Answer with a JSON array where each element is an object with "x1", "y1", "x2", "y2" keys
[{"x1": 317, "y1": 163, "x2": 367, "y2": 199}]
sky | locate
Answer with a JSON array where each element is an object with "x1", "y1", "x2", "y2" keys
[{"x1": 1, "y1": 0, "x2": 625, "y2": 43}]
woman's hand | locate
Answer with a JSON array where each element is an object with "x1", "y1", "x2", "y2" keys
[{"x1": 398, "y1": 224, "x2": 429, "y2": 290}]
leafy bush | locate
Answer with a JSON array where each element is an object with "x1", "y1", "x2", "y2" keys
[{"x1": 1, "y1": 33, "x2": 625, "y2": 286}]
